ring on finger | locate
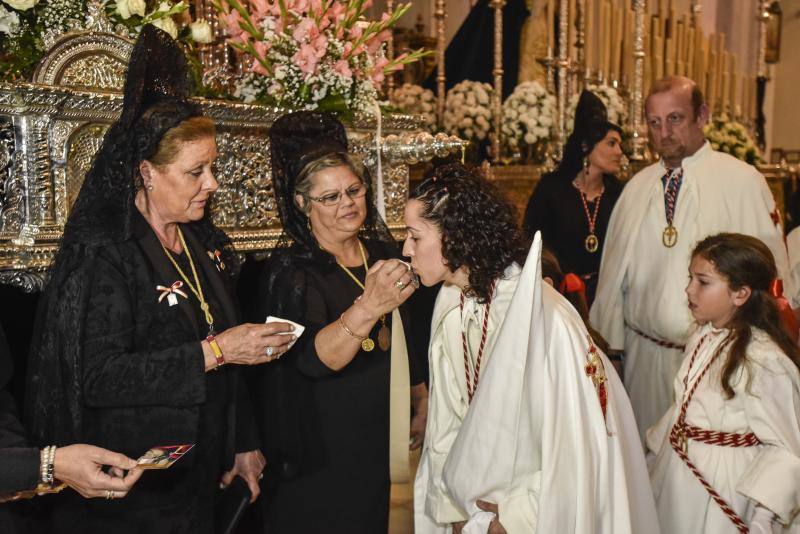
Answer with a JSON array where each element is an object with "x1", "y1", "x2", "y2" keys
[
  {"x1": 394, "y1": 279, "x2": 406, "y2": 289},
  {"x1": 265, "y1": 346, "x2": 274, "y2": 357},
  {"x1": 106, "y1": 490, "x2": 114, "y2": 500}
]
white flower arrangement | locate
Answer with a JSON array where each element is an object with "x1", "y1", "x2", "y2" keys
[
  {"x1": 443, "y1": 80, "x2": 493, "y2": 142},
  {"x1": 565, "y1": 84, "x2": 627, "y2": 136},
  {"x1": 389, "y1": 83, "x2": 436, "y2": 131},
  {"x1": 500, "y1": 80, "x2": 555, "y2": 149},
  {"x1": 0, "y1": 4, "x2": 20, "y2": 35},
  {"x1": 189, "y1": 18, "x2": 213, "y2": 43},
  {"x1": 114, "y1": 0, "x2": 145, "y2": 19},
  {"x1": 1, "y1": 0, "x2": 37, "y2": 12},
  {"x1": 215, "y1": 0, "x2": 427, "y2": 114},
  {"x1": 0, "y1": 0, "x2": 209, "y2": 81},
  {"x1": 703, "y1": 113, "x2": 763, "y2": 165}
]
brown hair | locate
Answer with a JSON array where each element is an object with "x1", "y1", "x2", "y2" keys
[
  {"x1": 647, "y1": 75, "x2": 705, "y2": 119},
  {"x1": 692, "y1": 233, "x2": 800, "y2": 398},
  {"x1": 293, "y1": 152, "x2": 367, "y2": 214},
  {"x1": 148, "y1": 116, "x2": 216, "y2": 167},
  {"x1": 410, "y1": 163, "x2": 526, "y2": 304}
]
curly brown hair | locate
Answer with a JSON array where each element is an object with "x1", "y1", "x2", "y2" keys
[{"x1": 410, "y1": 163, "x2": 526, "y2": 303}]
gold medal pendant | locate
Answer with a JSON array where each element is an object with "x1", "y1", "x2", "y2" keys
[
  {"x1": 585, "y1": 234, "x2": 599, "y2": 253},
  {"x1": 361, "y1": 338, "x2": 375, "y2": 352},
  {"x1": 378, "y1": 324, "x2": 391, "y2": 351},
  {"x1": 662, "y1": 225, "x2": 678, "y2": 248}
]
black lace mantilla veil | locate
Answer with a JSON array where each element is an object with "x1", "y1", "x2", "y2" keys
[
  {"x1": 557, "y1": 89, "x2": 618, "y2": 180},
  {"x1": 255, "y1": 110, "x2": 395, "y2": 477},
  {"x1": 26, "y1": 25, "x2": 236, "y2": 445}
]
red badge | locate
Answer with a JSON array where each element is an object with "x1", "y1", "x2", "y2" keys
[
  {"x1": 770, "y1": 207, "x2": 781, "y2": 226},
  {"x1": 584, "y1": 335, "x2": 608, "y2": 424}
]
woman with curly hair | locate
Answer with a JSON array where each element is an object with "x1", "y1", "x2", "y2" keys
[{"x1": 405, "y1": 163, "x2": 656, "y2": 534}]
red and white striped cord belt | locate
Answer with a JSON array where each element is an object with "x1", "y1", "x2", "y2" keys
[
  {"x1": 629, "y1": 326, "x2": 686, "y2": 351},
  {"x1": 669, "y1": 334, "x2": 761, "y2": 534}
]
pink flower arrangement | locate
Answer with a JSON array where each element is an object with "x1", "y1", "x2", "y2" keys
[{"x1": 213, "y1": 0, "x2": 428, "y2": 112}]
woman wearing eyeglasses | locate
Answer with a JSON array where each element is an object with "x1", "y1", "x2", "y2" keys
[{"x1": 250, "y1": 111, "x2": 429, "y2": 534}]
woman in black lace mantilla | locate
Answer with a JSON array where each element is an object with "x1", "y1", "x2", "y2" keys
[
  {"x1": 251, "y1": 111, "x2": 429, "y2": 533},
  {"x1": 25, "y1": 25, "x2": 294, "y2": 533}
]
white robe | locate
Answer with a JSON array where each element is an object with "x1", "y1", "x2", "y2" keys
[
  {"x1": 590, "y1": 142, "x2": 792, "y2": 439},
  {"x1": 787, "y1": 227, "x2": 800, "y2": 308},
  {"x1": 414, "y1": 234, "x2": 658, "y2": 534},
  {"x1": 647, "y1": 323, "x2": 800, "y2": 533}
]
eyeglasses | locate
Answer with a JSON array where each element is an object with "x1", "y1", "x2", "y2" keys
[{"x1": 307, "y1": 183, "x2": 368, "y2": 207}]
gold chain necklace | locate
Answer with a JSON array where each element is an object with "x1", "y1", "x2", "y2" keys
[
  {"x1": 336, "y1": 240, "x2": 390, "y2": 352},
  {"x1": 161, "y1": 227, "x2": 215, "y2": 334}
]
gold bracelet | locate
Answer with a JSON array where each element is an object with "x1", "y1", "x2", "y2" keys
[
  {"x1": 205, "y1": 334, "x2": 225, "y2": 370},
  {"x1": 339, "y1": 313, "x2": 367, "y2": 341}
]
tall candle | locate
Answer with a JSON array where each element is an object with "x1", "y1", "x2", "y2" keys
[
  {"x1": 569, "y1": 0, "x2": 577, "y2": 61},
  {"x1": 728, "y1": 54, "x2": 737, "y2": 115},
  {"x1": 708, "y1": 45, "x2": 718, "y2": 113},
  {"x1": 720, "y1": 52, "x2": 730, "y2": 115},
  {"x1": 611, "y1": 4, "x2": 623, "y2": 82},
  {"x1": 675, "y1": 21, "x2": 684, "y2": 75},
  {"x1": 602, "y1": 0, "x2": 612, "y2": 79},
  {"x1": 547, "y1": 0, "x2": 555, "y2": 53},
  {"x1": 624, "y1": 8, "x2": 635, "y2": 83},
  {"x1": 584, "y1": 0, "x2": 593, "y2": 71}
]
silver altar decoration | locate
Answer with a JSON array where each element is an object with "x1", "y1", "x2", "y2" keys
[{"x1": 0, "y1": 31, "x2": 464, "y2": 292}]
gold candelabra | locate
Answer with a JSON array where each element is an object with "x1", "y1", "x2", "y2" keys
[
  {"x1": 435, "y1": 0, "x2": 447, "y2": 127},
  {"x1": 491, "y1": 0, "x2": 506, "y2": 162}
]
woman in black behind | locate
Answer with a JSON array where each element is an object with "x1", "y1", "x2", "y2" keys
[{"x1": 523, "y1": 90, "x2": 624, "y2": 304}]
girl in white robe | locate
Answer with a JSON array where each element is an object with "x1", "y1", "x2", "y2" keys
[
  {"x1": 404, "y1": 163, "x2": 657, "y2": 534},
  {"x1": 648, "y1": 233, "x2": 800, "y2": 534}
]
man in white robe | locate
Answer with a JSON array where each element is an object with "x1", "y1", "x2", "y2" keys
[
  {"x1": 590, "y1": 76, "x2": 793, "y2": 440},
  {"x1": 414, "y1": 234, "x2": 658, "y2": 534}
]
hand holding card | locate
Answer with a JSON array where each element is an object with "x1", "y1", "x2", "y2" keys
[{"x1": 137, "y1": 444, "x2": 194, "y2": 470}]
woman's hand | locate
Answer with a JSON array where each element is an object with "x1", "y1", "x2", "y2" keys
[
  {"x1": 358, "y1": 259, "x2": 416, "y2": 320},
  {"x1": 220, "y1": 450, "x2": 266, "y2": 504},
  {"x1": 208, "y1": 322, "x2": 296, "y2": 369},
  {"x1": 410, "y1": 383, "x2": 428, "y2": 450},
  {"x1": 452, "y1": 521, "x2": 466, "y2": 534},
  {"x1": 476, "y1": 500, "x2": 508, "y2": 534},
  {"x1": 53, "y1": 444, "x2": 143, "y2": 499}
]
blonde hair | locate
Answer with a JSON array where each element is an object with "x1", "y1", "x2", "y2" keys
[{"x1": 148, "y1": 116, "x2": 216, "y2": 167}]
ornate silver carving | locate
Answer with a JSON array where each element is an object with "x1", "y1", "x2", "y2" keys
[
  {"x1": 211, "y1": 131, "x2": 279, "y2": 229},
  {"x1": 33, "y1": 33, "x2": 133, "y2": 90},
  {"x1": 0, "y1": 269, "x2": 46, "y2": 293},
  {"x1": 0, "y1": 31, "x2": 463, "y2": 291}
]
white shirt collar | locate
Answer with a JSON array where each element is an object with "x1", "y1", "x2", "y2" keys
[{"x1": 657, "y1": 140, "x2": 712, "y2": 172}]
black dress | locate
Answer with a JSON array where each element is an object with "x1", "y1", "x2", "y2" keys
[
  {"x1": 0, "y1": 323, "x2": 39, "y2": 534},
  {"x1": 523, "y1": 172, "x2": 623, "y2": 303},
  {"x1": 253, "y1": 240, "x2": 423, "y2": 534},
  {"x1": 46, "y1": 212, "x2": 257, "y2": 534}
]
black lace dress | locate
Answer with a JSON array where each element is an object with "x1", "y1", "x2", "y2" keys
[{"x1": 47, "y1": 212, "x2": 256, "y2": 534}]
